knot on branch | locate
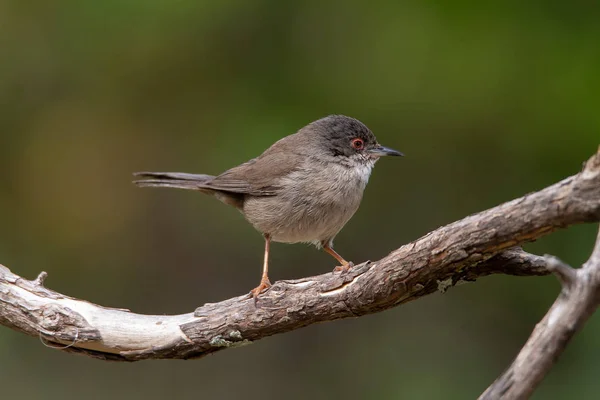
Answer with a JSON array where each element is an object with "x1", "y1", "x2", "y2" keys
[{"x1": 32, "y1": 271, "x2": 48, "y2": 287}]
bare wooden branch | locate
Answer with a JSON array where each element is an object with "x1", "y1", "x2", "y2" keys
[
  {"x1": 480, "y1": 227, "x2": 600, "y2": 400},
  {"x1": 0, "y1": 248, "x2": 551, "y2": 362},
  {"x1": 479, "y1": 151, "x2": 600, "y2": 399},
  {"x1": 1, "y1": 149, "x2": 599, "y2": 380}
]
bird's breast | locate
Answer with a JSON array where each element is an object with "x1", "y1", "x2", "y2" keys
[{"x1": 242, "y1": 161, "x2": 373, "y2": 245}]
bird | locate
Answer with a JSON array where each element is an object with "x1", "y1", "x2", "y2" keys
[{"x1": 133, "y1": 115, "x2": 402, "y2": 298}]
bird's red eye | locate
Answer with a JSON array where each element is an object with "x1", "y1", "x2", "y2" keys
[{"x1": 351, "y1": 138, "x2": 364, "y2": 150}]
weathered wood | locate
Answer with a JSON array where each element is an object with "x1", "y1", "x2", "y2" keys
[{"x1": 0, "y1": 249, "x2": 551, "y2": 361}]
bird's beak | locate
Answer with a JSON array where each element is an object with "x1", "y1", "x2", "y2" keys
[{"x1": 368, "y1": 145, "x2": 404, "y2": 157}]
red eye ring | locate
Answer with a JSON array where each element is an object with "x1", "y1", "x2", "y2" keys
[{"x1": 351, "y1": 138, "x2": 365, "y2": 150}]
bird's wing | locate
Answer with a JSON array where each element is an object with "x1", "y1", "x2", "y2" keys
[
  {"x1": 209, "y1": 136, "x2": 302, "y2": 196},
  {"x1": 210, "y1": 152, "x2": 300, "y2": 196}
]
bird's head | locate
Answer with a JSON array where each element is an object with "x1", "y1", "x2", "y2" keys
[{"x1": 300, "y1": 115, "x2": 403, "y2": 168}]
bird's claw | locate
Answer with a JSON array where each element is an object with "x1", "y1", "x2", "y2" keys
[
  {"x1": 333, "y1": 261, "x2": 354, "y2": 273},
  {"x1": 250, "y1": 278, "x2": 272, "y2": 299}
]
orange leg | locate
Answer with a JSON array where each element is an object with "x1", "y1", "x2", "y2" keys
[
  {"x1": 323, "y1": 243, "x2": 354, "y2": 272},
  {"x1": 250, "y1": 234, "x2": 272, "y2": 298}
]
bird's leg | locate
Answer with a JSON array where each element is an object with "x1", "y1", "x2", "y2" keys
[
  {"x1": 250, "y1": 234, "x2": 272, "y2": 298},
  {"x1": 322, "y1": 242, "x2": 354, "y2": 272}
]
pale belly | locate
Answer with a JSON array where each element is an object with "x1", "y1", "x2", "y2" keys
[
  {"x1": 242, "y1": 163, "x2": 371, "y2": 245},
  {"x1": 243, "y1": 192, "x2": 363, "y2": 245}
]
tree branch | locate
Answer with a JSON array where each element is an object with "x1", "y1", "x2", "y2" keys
[
  {"x1": 1, "y1": 149, "x2": 599, "y2": 377},
  {"x1": 0, "y1": 248, "x2": 551, "y2": 362},
  {"x1": 480, "y1": 228, "x2": 600, "y2": 400}
]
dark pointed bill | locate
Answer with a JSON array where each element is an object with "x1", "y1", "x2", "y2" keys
[{"x1": 368, "y1": 145, "x2": 404, "y2": 157}]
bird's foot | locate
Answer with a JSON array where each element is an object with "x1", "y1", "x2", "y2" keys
[
  {"x1": 333, "y1": 261, "x2": 354, "y2": 273},
  {"x1": 250, "y1": 278, "x2": 272, "y2": 299}
]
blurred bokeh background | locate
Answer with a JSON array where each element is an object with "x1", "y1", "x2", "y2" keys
[{"x1": 1, "y1": 1, "x2": 599, "y2": 399}]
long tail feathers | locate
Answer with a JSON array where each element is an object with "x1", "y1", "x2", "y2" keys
[{"x1": 133, "y1": 172, "x2": 215, "y2": 190}]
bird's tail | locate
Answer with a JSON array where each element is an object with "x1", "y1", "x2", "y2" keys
[{"x1": 133, "y1": 172, "x2": 216, "y2": 190}]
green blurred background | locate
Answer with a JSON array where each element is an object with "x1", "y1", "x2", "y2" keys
[{"x1": 1, "y1": 1, "x2": 599, "y2": 399}]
